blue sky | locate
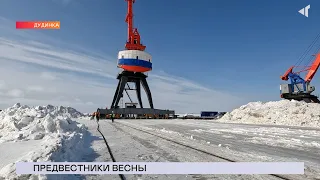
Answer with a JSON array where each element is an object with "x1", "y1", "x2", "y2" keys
[{"x1": 0, "y1": 0, "x2": 319, "y2": 113}]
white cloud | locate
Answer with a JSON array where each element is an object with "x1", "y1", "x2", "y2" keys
[
  {"x1": 26, "y1": 86, "x2": 45, "y2": 92},
  {"x1": 0, "y1": 38, "x2": 117, "y2": 79},
  {"x1": 6, "y1": 89, "x2": 24, "y2": 98},
  {"x1": 40, "y1": 72, "x2": 57, "y2": 80},
  {"x1": 0, "y1": 80, "x2": 6, "y2": 90},
  {"x1": 0, "y1": 17, "x2": 247, "y2": 113}
]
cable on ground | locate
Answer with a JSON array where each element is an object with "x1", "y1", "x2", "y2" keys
[{"x1": 96, "y1": 120, "x2": 126, "y2": 180}]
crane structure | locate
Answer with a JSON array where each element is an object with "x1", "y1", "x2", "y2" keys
[
  {"x1": 280, "y1": 53, "x2": 320, "y2": 103},
  {"x1": 98, "y1": 0, "x2": 175, "y2": 119},
  {"x1": 124, "y1": 0, "x2": 145, "y2": 51},
  {"x1": 110, "y1": 0, "x2": 154, "y2": 110}
]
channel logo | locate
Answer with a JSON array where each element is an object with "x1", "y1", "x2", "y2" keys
[{"x1": 298, "y1": 4, "x2": 310, "y2": 17}]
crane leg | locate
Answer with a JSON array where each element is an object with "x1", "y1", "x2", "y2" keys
[
  {"x1": 110, "y1": 71, "x2": 154, "y2": 109},
  {"x1": 141, "y1": 78, "x2": 154, "y2": 109},
  {"x1": 135, "y1": 80, "x2": 143, "y2": 108},
  {"x1": 112, "y1": 76, "x2": 128, "y2": 109},
  {"x1": 111, "y1": 80, "x2": 122, "y2": 109}
]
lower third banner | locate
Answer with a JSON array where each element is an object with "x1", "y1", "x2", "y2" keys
[{"x1": 16, "y1": 162, "x2": 304, "y2": 174}]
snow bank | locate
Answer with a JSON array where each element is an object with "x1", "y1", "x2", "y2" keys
[
  {"x1": 218, "y1": 100, "x2": 320, "y2": 128},
  {"x1": 0, "y1": 103, "x2": 84, "y2": 143},
  {"x1": 0, "y1": 103, "x2": 89, "y2": 180}
]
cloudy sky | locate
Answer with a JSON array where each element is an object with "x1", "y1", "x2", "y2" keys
[{"x1": 0, "y1": 0, "x2": 319, "y2": 113}]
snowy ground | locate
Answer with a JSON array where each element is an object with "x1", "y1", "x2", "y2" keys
[
  {"x1": 1, "y1": 100, "x2": 320, "y2": 180},
  {"x1": 105, "y1": 119, "x2": 319, "y2": 180},
  {"x1": 77, "y1": 118, "x2": 283, "y2": 180},
  {"x1": 218, "y1": 100, "x2": 320, "y2": 128}
]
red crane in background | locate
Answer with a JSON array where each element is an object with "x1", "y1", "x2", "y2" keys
[
  {"x1": 280, "y1": 33, "x2": 320, "y2": 103},
  {"x1": 124, "y1": 0, "x2": 146, "y2": 51}
]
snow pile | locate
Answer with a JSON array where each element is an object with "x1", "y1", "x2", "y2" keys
[
  {"x1": 0, "y1": 103, "x2": 89, "y2": 180},
  {"x1": 219, "y1": 100, "x2": 320, "y2": 128},
  {"x1": 33, "y1": 104, "x2": 84, "y2": 118},
  {"x1": 0, "y1": 103, "x2": 84, "y2": 142}
]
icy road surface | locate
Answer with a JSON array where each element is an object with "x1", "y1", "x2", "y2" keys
[
  {"x1": 115, "y1": 119, "x2": 320, "y2": 180},
  {"x1": 76, "y1": 118, "x2": 319, "y2": 180},
  {"x1": 120, "y1": 120, "x2": 320, "y2": 163}
]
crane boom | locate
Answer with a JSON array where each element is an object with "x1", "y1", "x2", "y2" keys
[
  {"x1": 125, "y1": 0, "x2": 133, "y2": 45},
  {"x1": 305, "y1": 53, "x2": 320, "y2": 82},
  {"x1": 124, "y1": 0, "x2": 146, "y2": 51},
  {"x1": 280, "y1": 53, "x2": 320, "y2": 83},
  {"x1": 280, "y1": 66, "x2": 294, "y2": 81}
]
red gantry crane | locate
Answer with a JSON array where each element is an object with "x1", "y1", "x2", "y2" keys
[
  {"x1": 95, "y1": 0, "x2": 175, "y2": 119},
  {"x1": 110, "y1": 0, "x2": 154, "y2": 109}
]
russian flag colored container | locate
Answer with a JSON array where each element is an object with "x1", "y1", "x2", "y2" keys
[{"x1": 117, "y1": 50, "x2": 152, "y2": 73}]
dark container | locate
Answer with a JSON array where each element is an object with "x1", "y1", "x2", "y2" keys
[{"x1": 201, "y1": 111, "x2": 218, "y2": 117}]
